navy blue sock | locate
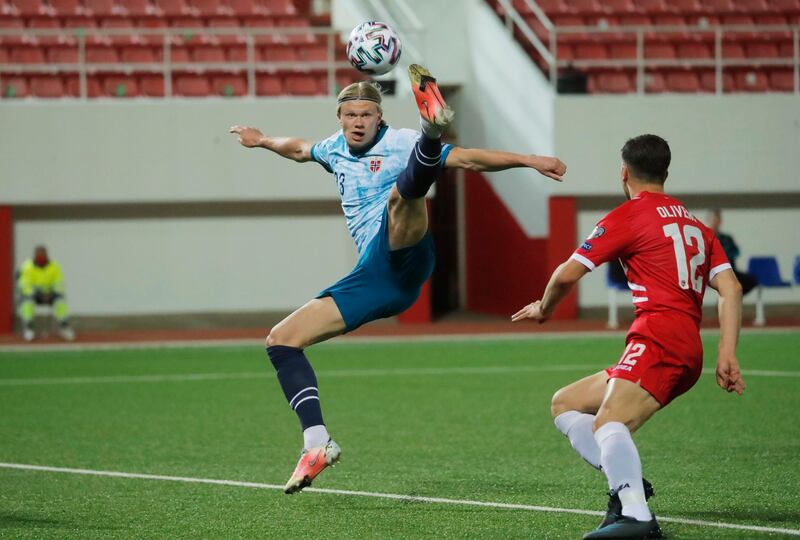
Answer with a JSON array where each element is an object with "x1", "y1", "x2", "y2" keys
[
  {"x1": 267, "y1": 345, "x2": 324, "y2": 430},
  {"x1": 396, "y1": 134, "x2": 443, "y2": 200}
]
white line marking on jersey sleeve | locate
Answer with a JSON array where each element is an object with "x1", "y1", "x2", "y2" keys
[{"x1": 0, "y1": 463, "x2": 797, "y2": 536}]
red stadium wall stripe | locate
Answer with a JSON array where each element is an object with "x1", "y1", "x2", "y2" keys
[
  {"x1": 547, "y1": 196, "x2": 578, "y2": 319},
  {"x1": 464, "y1": 172, "x2": 549, "y2": 317},
  {"x1": 0, "y1": 207, "x2": 13, "y2": 334}
]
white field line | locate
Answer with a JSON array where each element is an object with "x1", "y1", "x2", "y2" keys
[
  {"x1": 0, "y1": 462, "x2": 797, "y2": 537},
  {"x1": 0, "y1": 326, "x2": 797, "y2": 353},
  {"x1": 0, "y1": 365, "x2": 798, "y2": 387}
]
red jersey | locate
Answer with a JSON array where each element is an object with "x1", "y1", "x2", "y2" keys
[{"x1": 571, "y1": 191, "x2": 731, "y2": 324}]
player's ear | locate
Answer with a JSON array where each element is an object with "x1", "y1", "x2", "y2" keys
[{"x1": 620, "y1": 163, "x2": 629, "y2": 183}]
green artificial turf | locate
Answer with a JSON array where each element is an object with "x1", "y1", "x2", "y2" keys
[{"x1": 1, "y1": 332, "x2": 798, "y2": 538}]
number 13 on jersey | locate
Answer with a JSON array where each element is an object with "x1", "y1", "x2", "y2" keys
[{"x1": 663, "y1": 223, "x2": 706, "y2": 293}]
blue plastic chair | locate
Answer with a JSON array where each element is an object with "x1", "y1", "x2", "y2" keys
[
  {"x1": 794, "y1": 256, "x2": 800, "y2": 285},
  {"x1": 606, "y1": 263, "x2": 630, "y2": 328},
  {"x1": 747, "y1": 257, "x2": 791, "y2": 325},
  {"x1": 748, "y1": 257, "x2": 791, "y2": 287}
]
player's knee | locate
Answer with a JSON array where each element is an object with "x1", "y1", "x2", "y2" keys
[
  {"x1": 265, "y1": 330, "x2": 283, "y2": 348},
  {"x1": 550, "y1": 388, "x2": 571, "y2": 418}
]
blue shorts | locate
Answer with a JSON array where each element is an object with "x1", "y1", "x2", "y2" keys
[{"x1": 317, "y1": 207, "x2": 435, "y2": 332}]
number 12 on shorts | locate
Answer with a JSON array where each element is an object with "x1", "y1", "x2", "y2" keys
[{"x1": 619, "y1": 341, "x2": 646, "y2": 369}]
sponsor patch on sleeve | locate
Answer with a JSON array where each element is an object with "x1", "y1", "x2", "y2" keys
[
  {"x1": 581, "y1": 242, "x2": 593, "y2": 251},
  {"x1": 589, "y1": 226, "x2": 606, "y2": 239}
]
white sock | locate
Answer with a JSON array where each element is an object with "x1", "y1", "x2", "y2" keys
[
  {"x1": 594, "y1": 421, "x2": 652, "y2": 522},
  {"x1": 419, "y1": 117, "x2": 442, "y2": 139},
  {"x1": 302, "y1": 425, "x2": 329, "y2": 450},
  {"x1": 554, "y1": 411, "x2": 602, "y2": 471}
]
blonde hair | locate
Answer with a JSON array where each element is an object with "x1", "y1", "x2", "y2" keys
[{"x1": 336, "y1": 81, "x2": 383, "y2": 114}]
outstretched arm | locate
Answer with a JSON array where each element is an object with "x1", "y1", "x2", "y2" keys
[
  {"x1": 444, "y1": 147, "x2": 566, "y2": 181},
  {"x1": 511, "y1": 259, "x2": 589, "y2": 323},
  {"x1": 709, "y1": 268, "x2": 746, "y2": 395},
  {"x1": 229, "y1": 125, "x2": 313, "y2": 163}
]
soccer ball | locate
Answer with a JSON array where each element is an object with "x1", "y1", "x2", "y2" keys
[{"x1": 346, "y1": 21, "x2": 402, "y2": 76}]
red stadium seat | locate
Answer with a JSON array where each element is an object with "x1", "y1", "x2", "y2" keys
[
  {"x1": 174, "y1": 73, "x2": 210, "y2": 95},
  {"x1": 256, "y1": 73, "x2": 282, "y2": 95},
  {"x1": 212, "y1": 74, "x2": 246, "y2": 95},
  {"x1": 50, "y1": 0, "x2": 85, "y2": 15},
  {"x1": 703, "y1": 0, "x2": 736, "y2": 11},
  {"x1": 1, "y1": 76, "x2": 28, "y2": 97},
  {"x1": 634, "y1": 0, "x2": 668, "y2": 13},
  {"x1": 0, "y1": 47, "x2": 8, "y2": 63},
  {"x1": 119, "y1": 45, "x2": 158, "y2": 62},
  {"x1": 644, "y1": 43, "x2": 675, "y2": 58},
  {"x1": 645, "y1": 71, "x2": 666, "y2": 92},
  {"x1": 734, "y1": 70, "x2": 768, "y2": 91},
  {"x1": 768, "y1": 70, "x2": 796, "y2": 91},
  {"x1": 767, "y1": 0, "x2": 800, "y2": 9},
  {"x1": 676, "y1": 42, "x2": 712, "y2": 58},
  {"x1": 119, "y1": 0, "x2": 158, "y2": 16},
  {"x1": 261, "y1": 44, "x2": 296, "y2": 61},
  {"x1": 11, "y1": 0, "x2": 51, "y2": 16},
  {"x1": 603, "y1": 0, "x2": 635, "y2": 11},
  {"x1": 567, "y1": 0, "x2": 602, "y2": 15},
  {"x1": 104, "y1": 75, "x2": 139, "y2": 96},
  {"x1": 225, "y1": 44, "x2": 247, "y2": 61},
  {"x1": 284, "y1": 72, "x2": 319, "y2": 95},
  {"x1": 263, "y1": 0, "x2": 294, "y2": 16},
  {"x1": 47, "y1": 45, "x2": 79, "y2": 62},
  {"x1": 665, "y1": 70, "x2": 701, "y2": 92},
  {"x1": 140, "y1": 73, "x2": 165, "y2": 95},
  {"x1": 65, "y1": 75, "x2": 103, "y2": 97},
  {"x1": 156, "y1": 0, "x2": 194, "y2": 16},
  {"x1": 192, "y1": 43, "x2": 225, "y2": 61},
  {"x1": 669, "y1": 0, "x2": 702, "y2": 13},
  {"x1": 298, "y1": 43, "x2": 326, "y2": 62},
  {"x1": 699, "y1": 70, "x2": 735, "y2": 92},
  {"x1": 532, "y1": 0, "x2": 568, "y2": 13},
  {"x1": 10, "y1": 45, "x2": 46, "y2": 63},
  {"x1": 226, "y1": 0, "x2": 263, "y2": 16},
  {"x1": 169, "y1": 45, "x2": 191, "y2": 62},
  {"x1": 574, "y1": 42, "x2": 608, "y2": 59},
  {"x1": 608, "y1": 42, "x2": 636, "y2": 59},
  {"x1": 556, "y1": 43, "x2": 573, "y2": 60},
  {"x1": 85, "y1": 0, "x2": 122, "y2": 16},
  {"x1": 192, "y1": 0, "x2": 229, "y2": 15},
  {"x1": 722, "y1": 42, "x2": 745, "y2": 58},
  {"x1": 733, "y1": 0, "x2": 769, "y2": 9},
  {"x1": 242, "y1": 17, "x2": 279, "y2": 44},
  {"x1": 590, "y1": 71, "x2": 633, "y2": 93},
  {"x1": 86, "y1": 45, "x2": 119, "y2": 63},
  {"x1": 745, "y1": 41, "x2": 779, "y2": 58}
]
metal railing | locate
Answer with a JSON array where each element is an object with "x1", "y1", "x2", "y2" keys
[
  {"x1": 0, "y1": 26, "x2": 359, "y2": 98},
  {"x1": 496, "y1": 0, "x2": 800, "y2": 94}
]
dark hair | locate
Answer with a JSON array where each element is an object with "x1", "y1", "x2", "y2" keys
[{"x1": 621, "y1": 134, "x2": 671, "y2": 184}]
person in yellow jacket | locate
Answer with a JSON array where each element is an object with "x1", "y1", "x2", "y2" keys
[{"x1": 17, "y1": 245, "x2": 75, "y2": 341}]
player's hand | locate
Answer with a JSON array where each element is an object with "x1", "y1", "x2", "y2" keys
[
  {"x1": 229, "y1": 125, "x2": 265, "y2": 148},
  {"x1": 511, "y1": 300, "x2": 550, "y2": 324},
  {"x1": 715, "y1": 354, "x2": 746, "y2": 395},
  {"x1": 529, "y1": 156, "x2": 567, "y2": 182}
]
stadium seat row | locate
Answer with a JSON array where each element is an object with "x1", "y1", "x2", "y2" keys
[
  {"x1": 513, "y1": 0, "x2": 800, "y2": 16},
  {"x1": 0, "y1": 0, "x2": 305, "y2": 18},
  {"x1": 555, "y1": 40, "x2": 798, "y2": 60},
  {"x1": 587, "y1": 68, "x2": 796, "y2": 92},
  {"x1": 0, "y1": 43, "x2": 334, "y2": 62},
  {"x1": 0, "y1": 70, "x2": 360, "y2": 97}
]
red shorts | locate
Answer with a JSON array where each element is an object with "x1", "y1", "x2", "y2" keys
[{"x1": 606, "y1": 312, "x2": 704, "y2": 407}]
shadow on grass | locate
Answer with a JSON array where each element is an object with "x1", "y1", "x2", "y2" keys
[{"x1": 0, "y1": 511, "x2": 120, "y2": 531}]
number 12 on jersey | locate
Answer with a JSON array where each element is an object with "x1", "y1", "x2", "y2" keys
[{"x1": 663, "y1": 223, "x2": 705, "y2": 293}]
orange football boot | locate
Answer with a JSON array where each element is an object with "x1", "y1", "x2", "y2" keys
[
  {"x1": 283, "y1": 439, "x2": 341, "y2": 494},
  {"x1": 408, "y1": 64, "x2": 454, "y2": 130}
]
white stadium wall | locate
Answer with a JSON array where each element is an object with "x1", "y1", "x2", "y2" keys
[
  {"x1": 1, "y1": 98, "x2": 420, "y2": 317},
  {"x1": 555, "y1": 94, "x2": 800, "y2": 311}
]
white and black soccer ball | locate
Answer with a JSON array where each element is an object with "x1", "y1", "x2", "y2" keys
[{"x1": 346, "y1": 21, "x2": 402, "y2": 76}]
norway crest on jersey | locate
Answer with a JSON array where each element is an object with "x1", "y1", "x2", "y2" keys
[{"x1": 369, "y1": 158, "x2": 382, "y2": 173}]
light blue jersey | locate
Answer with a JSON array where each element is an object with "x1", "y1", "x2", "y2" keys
[{"x1": 310, "y1": 125, "x2": 452, "y2": 254}]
